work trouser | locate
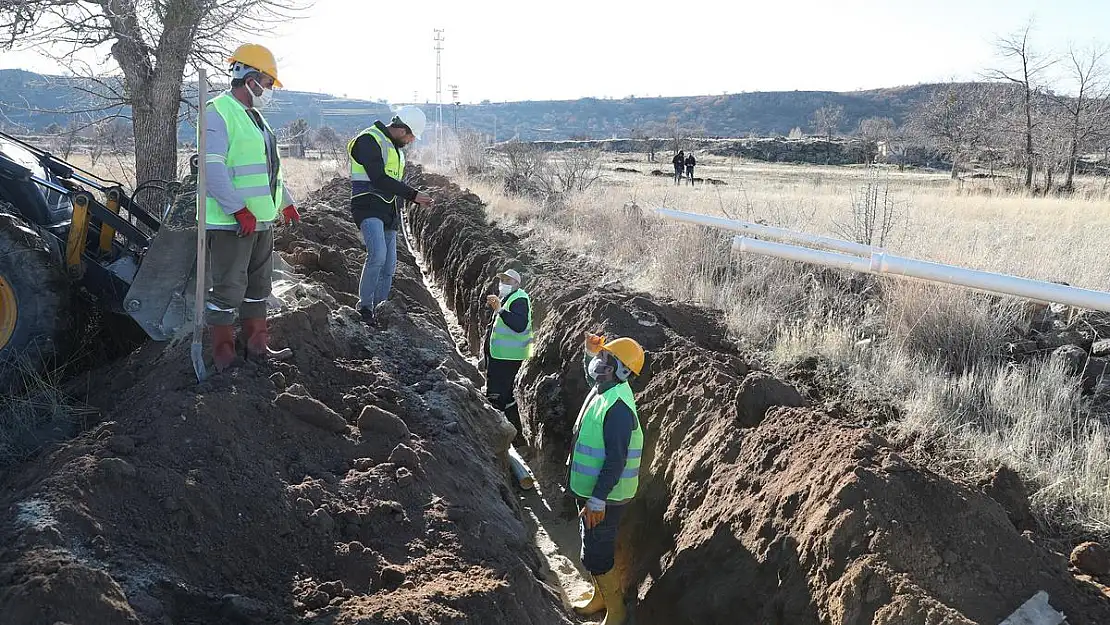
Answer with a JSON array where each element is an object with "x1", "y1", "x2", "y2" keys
[
  {"x1": 358, "y1": 217, "x2": 398, "y2": 311},
  {"x1": 673, "y1": 164, "x2": 682, "y2": 183},
  {"x1": 206, "y1": 228, "x2": 274, "y2": 326},
  {"x1": 485, "y1": 356, "x2": 523, "y2": 431},
  {"x1": 579, "y1": 499, "x2": 625, "y2": 575}
]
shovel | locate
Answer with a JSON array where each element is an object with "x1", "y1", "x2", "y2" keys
[{"x1": 191, "y1": 68, "x2": 209, "y2": 382}]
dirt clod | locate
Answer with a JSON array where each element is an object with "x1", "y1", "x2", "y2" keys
[
  {"x1": 270, "y1": 371, "x2": 287, "y2": 390},
  {"x1": 98, "y1": 456, "x2": 136, "y2": 479},
  {"x1": 276, "y1": 390, "x2": 348, "y2": 433},
  {"x1": 358, "y1": 405, "x2": 411, "y2": 442},
  {"x1": 1071, "y1": 542, "x2": 1110, "y2": 577},
  {"x1": 388, "y1": 443, "x2": 421, "y2": 470}
]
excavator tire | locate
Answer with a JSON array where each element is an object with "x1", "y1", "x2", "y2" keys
[{"x1": 0, "y1": 202, "x2": 72, "y2": 395}]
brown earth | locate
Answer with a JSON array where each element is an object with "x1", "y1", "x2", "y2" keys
[
  {"x1": 0, "y1": 178, "x2": 571, "y2": 625},
  {"x1": 405, "y1": 167, "x2": 1110, "y2": 624}
]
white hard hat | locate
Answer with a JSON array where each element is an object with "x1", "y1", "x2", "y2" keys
[
  {"x1": 498, "y1": 269, "x2": 522, "y2": 284},
  {"x1": 393, "y1": 105, "x2": 427, "y2": 139}
]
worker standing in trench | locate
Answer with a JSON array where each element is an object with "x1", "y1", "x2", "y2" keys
[
  {"x1": 568, "y1": 332, "x2": 646, "y2": 625},
  {"x1": 482, "y1": 268, "x2": 533, "y2": 432},
  {"x1": 347, "y1": 107, "x2": 435, "y2": 326},
  {"x1": 203, "y1": 43, "x2": 300, "y2": 371}
]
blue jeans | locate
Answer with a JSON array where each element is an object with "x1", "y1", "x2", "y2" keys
[
  {"x1": 358, "y1": 217, "x2": 397, "y2": 310},
  {"x1": 580, "y1": 500, "x2": 624, "y2": 575}
]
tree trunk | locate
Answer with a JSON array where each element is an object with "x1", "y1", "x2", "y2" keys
[
  {"x1": 1024, "y1": 90, "x2": 1035, "y2": 189},
  {"x1": 950, "y1": 152, "x2": 960, "y2": 179},
  {"x1": 1065, "y1": 146, "x2": 1079, "y2": 190},
  {"x1": 132, "y1": 102, "x2": 180, "y2": 184}
]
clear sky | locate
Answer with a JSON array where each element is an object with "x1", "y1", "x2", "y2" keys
[{"x1": 1, "y1": 0, "x2": 1107, "y2": 103}]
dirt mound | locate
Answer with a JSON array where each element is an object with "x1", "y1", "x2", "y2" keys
[
  {"x1": 406, "y1": 168, "x2": 1110, "y2": 624},
  {"x1": 0, "y1": 178, "x2": 570, "y2": 624}
]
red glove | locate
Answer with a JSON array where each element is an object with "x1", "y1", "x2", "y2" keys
[
  {"x1": 281, "y1": 204, "x2": 301, "y2": 226},
  {"x1": 233, "y1": 208, "x2": 257, "y2": 236}
]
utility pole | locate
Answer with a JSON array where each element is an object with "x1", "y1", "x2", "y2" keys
[
  {"x1": 434, "y1": 29, "x2": 444, "y2": 168},
  {"x1": 450, "y1": 84, "x2": 459, "y2": 133}
]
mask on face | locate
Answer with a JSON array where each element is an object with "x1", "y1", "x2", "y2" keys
[
  {"x1": 248, "y1": 79, "x2": 274, "y2": 109},
  {"x1": 498, "y1": 283, "x2": 514, "y2": 299},
  {"x1": 588, "y1": 354, "x2": 613, "y2": 380}
]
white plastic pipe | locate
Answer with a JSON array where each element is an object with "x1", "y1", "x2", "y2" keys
[
  {"x1": 732, "y1": 236, "x2": 1110, "y2": 313},
  {"x1": 655, "y1": 207, "x2": 876, "y2": 256}
]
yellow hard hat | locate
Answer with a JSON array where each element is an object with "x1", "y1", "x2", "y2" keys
[
  {"x1": 228, "y1": 43, "x2": 283, "y2": 88},
  {"x1": 601, "y1": 337, "x2": 645, "y2": 376}
]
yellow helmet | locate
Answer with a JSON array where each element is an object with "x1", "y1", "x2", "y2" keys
[
  {"x1": 228, "y1": 43, "x2": 283, "y2": 88},
  {"x1": 601, "y1": 337, "x2": 645, "y2": 376}
]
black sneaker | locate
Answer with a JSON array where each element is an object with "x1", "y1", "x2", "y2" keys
[{"x1": 358, "y1": 307, "x2": 377, "y2": 327}]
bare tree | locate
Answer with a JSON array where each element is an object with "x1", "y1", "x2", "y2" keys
[
  {"x1": 857, "y1": 116, "x2": 896, "y2": 164},
  {"x1": 538, "y1": 149, "x2": 602, "y2": 194},
  {"x1": 1049, "y1": 44, "x2": 1110, "y2": 190},
  {"x1": 908, "y1": 84, "x2": 993, "y2": 179},
  {"x1": 285, "y1": 118, "x2": 310, "y2": 157},
  {"x1": 812, "y1": 104, "x2": 844, "y2": 164},
  {"x1": 985, "y1": 21, "x2": 1057, "y2": 189},
  {"x1": 1, "y1": 0, "x2": 309, "y2": 186}
]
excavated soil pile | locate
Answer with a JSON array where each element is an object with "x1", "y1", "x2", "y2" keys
[
  {"x1": 406, "y1": 169, "x2": 1110, "y2": 625},
  {"x1": 0, "y1": 178, "x2": 570, "y2": 625}
]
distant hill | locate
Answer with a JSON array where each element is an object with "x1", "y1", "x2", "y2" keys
[
  {"x1": 0, "y1": 68, "x2": 982, "y2": 142},
  {"x1": 0, "y1": 69, "x2": 392, "y2": 142}
]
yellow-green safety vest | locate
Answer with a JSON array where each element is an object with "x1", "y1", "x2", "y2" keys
[
  {"x1": 569, "y1": 382, "x2": 643, "y2": 503},
  {"x1": 489, "y1": 288, "x2": 533, "y2": 361},
  {"x1": 202, "y1": 92, "x2": 283, "y2": 226},
  {"x1": 349, "y1": 125, "x2": 405, "y2": 202}
]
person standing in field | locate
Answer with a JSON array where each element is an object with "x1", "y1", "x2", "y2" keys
[
  {"x1": 684, "y1": 152, "x2": 696, "y2": 185},
  {"x1": 672, "y1": 150, "x2": 684, "y2": 185}
]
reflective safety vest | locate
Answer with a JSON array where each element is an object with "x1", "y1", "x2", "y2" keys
[
  {"x1": 489, "y1": 288, "x2": 533, "y2": 361},
  {"x1": 349, "y1": 125, "x2": 405, "y2": 202},
  {"x1": 569, "y1": 382, "x2": 643, "y2": 503},
  {"x1": 203, "y1": 92, "x2": 282, "y2": 226}
]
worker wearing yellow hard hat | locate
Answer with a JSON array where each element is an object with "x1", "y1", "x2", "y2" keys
[
  {"x1": 202, "y1": 42, "x2": 299, "y2": 371},
  {"x1": 567, "y1": 332, "x2": 646, "y2": 625}
]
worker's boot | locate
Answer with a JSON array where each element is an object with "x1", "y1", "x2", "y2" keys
[
  {"x1": 210, "y1": 324, "x2": 237, "y2": 372},
  {"x1": 571, "y1": 575, "x2": 606, "y2": 616},
  {"x1": 595, "y1": 568, "x2": 626, "y2": 625},
  {"x1": 241, "y1": 317, "x2": 293, "y2": 362}
]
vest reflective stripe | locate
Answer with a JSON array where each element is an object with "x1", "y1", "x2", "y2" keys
[
  {"x1": 569, "y1": 382, "x2": 643, "y2": 502},
  {"x1": 571, "y1": 462, "x2": 641, "y2": 480},
  {"x1": 349, "y1": 126, "x2": 405, "y2": 202},
  {"x1": 202, "y1": 92, "x2": 282, "y2": 226},
  {"x1": 489, "y1": 288, "x2": 533, "y2": 361}
]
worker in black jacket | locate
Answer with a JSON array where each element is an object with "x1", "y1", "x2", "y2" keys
[
  {"x1": 482, "y1": 268, "x2": 533, "y2": 432},
  {"x1": 348, "y1": 106, "x2": 433, "y2": 326}
]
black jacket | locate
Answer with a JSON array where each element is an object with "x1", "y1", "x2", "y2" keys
[{"x1": 350, "y1": 121, "x2": 418, "y2": 230}]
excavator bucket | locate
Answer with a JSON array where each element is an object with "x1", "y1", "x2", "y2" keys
[{"x1": 123, "y1": 176, "x2": 200, "y2": 342}]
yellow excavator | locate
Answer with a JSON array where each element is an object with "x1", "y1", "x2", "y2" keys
[{"x1": 0, "y1": 131, "x2": 204, "y2": 392}]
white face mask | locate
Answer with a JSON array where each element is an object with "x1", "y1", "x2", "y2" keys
[
  {"x1": 248, "y1": 79, "x2": 274, "y2": 109},
  {"x1": 588, "y1": 355, "x2": 612, "y2": 380},
  {"x1": 498, "y1": 283, "x2": 514, "y2": 299}
]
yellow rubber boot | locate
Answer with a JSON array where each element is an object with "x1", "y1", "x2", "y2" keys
[
  {"x1": 596, "y1": 568, "x2": 626, "y2": 625},
  {"x1": 571, "y1": 576, "x2": 606, "y2": 616}
]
